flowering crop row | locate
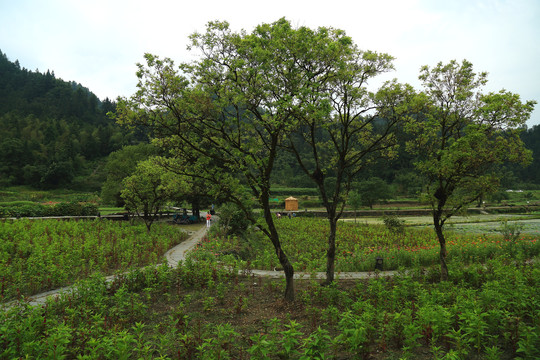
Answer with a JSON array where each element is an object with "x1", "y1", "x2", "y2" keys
[
  {"x1": 0, "y1": 219, "x2": 187, "y2": 301},
  {"x1": 193, "y1": 218, "x2": 539, "y2": 272}
]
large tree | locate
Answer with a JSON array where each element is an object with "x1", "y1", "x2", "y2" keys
[
  {"x1": 286, "y1": 64, "x2": 417, "y2": 284},
  {"x1": 116, "y1": 19, "x2": 355, "y2": 301},
  {"x1": 406, "y1": 59, "x2": 535, "y2": 280}
]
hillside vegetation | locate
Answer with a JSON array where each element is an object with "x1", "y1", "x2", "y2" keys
[{"x1": 0, "y1": 51, "x2": 143, "y2": 190}]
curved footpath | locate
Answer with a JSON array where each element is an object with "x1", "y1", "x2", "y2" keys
[{"x1": 3, "y1": 222, "x2": 396, "y2": 309}]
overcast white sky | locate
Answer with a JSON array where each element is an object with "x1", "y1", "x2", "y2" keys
[{"x1": 1, "y1": 0, "x2": 539, "y2": 126}]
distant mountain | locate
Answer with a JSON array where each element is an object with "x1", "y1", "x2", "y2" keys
[{"x1": 0, "y1": 50, "x2": 141, "y2": 190}]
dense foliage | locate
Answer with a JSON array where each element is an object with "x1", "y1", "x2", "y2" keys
[
  {"x1": 0, "y1": 219, "x2": 187, "y2": 301},
  {"x1": 1, "y1": 256, "x2": 537, "y2": 359},
  {"x1": 0, "y1": 51, "x2": 140, "y2": 190}
]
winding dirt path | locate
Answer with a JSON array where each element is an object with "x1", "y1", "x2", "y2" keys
[{"x1": 163, "y1": 221, "x2": 398, "y2": 280}]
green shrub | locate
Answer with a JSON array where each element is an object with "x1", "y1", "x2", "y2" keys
[
  {"x1": 0, "y1": 201, "x2": 99, "y2": 218},
  {"x1": 80, "y1": 202, "x2": 99, "y2": 216},
  {"x1": 217, "y1": 202, "x2": 251, "y2": 236},
  {"x1": 50, "y1": 201, "x2": 83, "y2": 216},
  {"x1": 0, "y1": 201, "x2": 46, "y2": 217},
  {"x1": 382, "y1": 215, "x2": 405, "y2": 234}
]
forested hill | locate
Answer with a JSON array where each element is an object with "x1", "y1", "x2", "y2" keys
[
  {"x1": 0, "y1": 50, "x2": 138, "y2": 190},
  {"x1": 519, "y1": 125, "x2": 540, "y2": 185},
  {"x1": 1, "y1": 49, "x2": 539, "y2": 192}
]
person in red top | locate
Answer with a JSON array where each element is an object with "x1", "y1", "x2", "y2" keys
[{"x1": 206, "y1": 212, "x2": 212, "y2": 228}]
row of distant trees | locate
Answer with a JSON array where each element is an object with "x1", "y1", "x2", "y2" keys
[{"x1": 112, "y1": 18, "x2": 535, "y2": 301}]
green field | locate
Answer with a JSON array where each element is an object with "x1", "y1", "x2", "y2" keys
[
  {"x1": 1, "y1": 190, "x2": 539, "y2": 358},
  {"x1": 0, "y1": 219, "x2": 188, "y2": 301},
  {"x1": 191, "y1": 217, "x2": 539, "y2": 273},
  {"x1": 345, "y1": 214, "x2": 540, "y2": 234},
  {"x1": 2, "y1": 236, "x2": 538, "y2": 359}
]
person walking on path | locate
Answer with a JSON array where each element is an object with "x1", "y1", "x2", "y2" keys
[{"x1": 206, "y1": 212, "x2": 212, "y2": 228}]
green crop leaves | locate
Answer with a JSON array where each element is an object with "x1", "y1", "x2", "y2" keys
[{"x1": 0, "y1": 219, "x2": 187, "y2": 301}]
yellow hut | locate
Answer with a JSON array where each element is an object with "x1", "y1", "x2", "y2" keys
[{"x1": 285, "y1": 196, "x2": 298, "y2": 211}]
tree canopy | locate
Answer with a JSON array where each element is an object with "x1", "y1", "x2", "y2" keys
[
  {"x1": 116, "y1": 19, "x2": 361, "y2": 300},
  {"x1": 406, "y1": 59, "x2": 535, "y2": 279}
]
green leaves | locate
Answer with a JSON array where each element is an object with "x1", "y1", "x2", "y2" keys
[
  {"x1": 121, "y1": 158, "x2": 182, "y2": 231},
  {"x1": 478, "y1": 90, "x2": 537, "y2": 129},
  {"x1": 406, "y1": 59, "x2": 536, "y2": 279},
  {"x1": 409, "y1": 59, "x2": 535, "y2": 215}
]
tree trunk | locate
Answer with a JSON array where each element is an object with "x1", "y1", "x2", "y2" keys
[
  {"x1": 262, "y1": 196, "x2": 295, "y2": 301},
  {"x1": 279, "y1": 249, "x2": 295, "y2": 301},
  {"x1": 324, "y1": 219, "x2": 337, "y2": 285},
  {"x1": 143, "y1": 208, "x2": 153, "y2": 232},
  {"x1": 434, "y1": 217, "x2": 449, "y2": 281},
  {"x1": 192, "y1": 197, "x2": 200, "y2": 221},
  {"x1": 144, "y1": 219, "x2": 152, "y2": 232}
]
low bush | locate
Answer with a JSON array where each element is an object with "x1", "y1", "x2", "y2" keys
[
  {"x1": 382, "y1": 214, "x2": 405, "y2": 234},
  {"x1": 0, "y1": 201, "x2": 46, "y2": 217},
  {"x1": 0, "y1": 201, "x2": 99, "y2": 218}
]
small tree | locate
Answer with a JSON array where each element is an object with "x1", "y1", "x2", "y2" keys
[
  {"x1": 101, "y1": 143, "x2": 157, "y2": 206},
  {"x1": 121, "y1": 159, "x2": 182, "y2": 232},
  {"x1": 356, "y1": 177, "x2": 392, "y2": 209},
  {"x1": 285, "y1": 54, "x2": 415, "y2": 284},
  {"x1": 406, "y1": 59, "x2": 535, "y2": 280}
]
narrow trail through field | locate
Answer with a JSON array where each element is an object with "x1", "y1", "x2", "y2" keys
[
  {"x1": 2, "y1": 225, "x2": 210, "y2": 309},
  {"x1": 3, "y1": 219, "x2": 396, "y2": 309}
]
